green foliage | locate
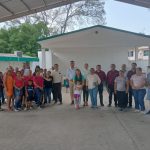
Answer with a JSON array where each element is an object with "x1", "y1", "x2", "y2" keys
[{"x1": 0, "y1": 22, "x2": 49, "y2": 56}]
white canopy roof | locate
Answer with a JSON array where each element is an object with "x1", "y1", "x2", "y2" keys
[{"x1": 0, "y1": 0, "x2": 80, "y2": 22}]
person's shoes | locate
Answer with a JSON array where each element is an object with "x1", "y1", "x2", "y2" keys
[
  {"x1": 144, "y1": 110, "x2": 150, "y2": 115},
  {"x1": 134, "y1": 109, "x2": 140, "y2": 113},
  {"x1": 127, "y1": 106, "x2": 132, "y2": 109},
  {"x1": 101, "y1": 104, "x2": 104, "y2": 107},
  {"x1": 37, "y1": 106, "x2": 42, "y2": 110},
  {"x1": 30, "y1": 107, "x2": 33, "y2": 110},
  {"x1": 119, "y1": 108, "x2": 123, "y2": 111},
  {"x1": 107, "y1": 104, "x2": 111, "y2": 107},
  {"x1": 85, "y1": 102, "x2": 88, "y2": 106},
  {"x1": 14, "y1": 109, "x2": 20, "y2": 112},
  {"x1": 115, "y1": 104, "x2": 118, "y2": 107},
  {"x1": 70, "y1": 101, "x2": 74, "y2": 105},
  {"x1": 58, "y1": 102, "x2": 63, "y2": 105},
  {"x1": 24, "y1": 107, "x2": 27, "y2": 111},
  {"x1": 0, "y1": 108, "x2": 4, "y2": 111}
]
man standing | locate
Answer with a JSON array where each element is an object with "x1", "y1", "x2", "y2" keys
[
  {"x1": 66, "y1": 61, "x2": 76, "y2": 105},
  {"x1": 106, "y1": 64, "x2": 119, "y2": 107},
  {"x1": 52, "y1": 64, "x2": 63, "y2": 105},
  {"x1": 127, "y1": 63, "x2": 137, "y2": 108},
  {"x1": 95, "y1": 65, "x2": 106, "y2": 106},
  {"x1": 82, "y1": 63, "x2": 90, "y2": 106}
]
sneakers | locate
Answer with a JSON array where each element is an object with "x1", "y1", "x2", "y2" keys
[
  {"x1": 145, "y1": 110, "x2": 150, "y2": 115},
  {"x1": 70, "y1": 101, "x2": 74, "y2": 105},
  {"x1": 14, "y1": 109, "x2": 20, "y2": 112},
  {"x1": 134, "y1": 109, "x2": 140, "y2": 113}
]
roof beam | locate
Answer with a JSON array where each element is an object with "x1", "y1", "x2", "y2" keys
[
  {"x1": 42, "y1": 0, "x2": 47, "y2": 6},
  {"x1": 0, "y1": 2, "x2": 14, "y2": 15},
  {"x1": 20, "y1": 0, "x2": 31, "y2": 11}
]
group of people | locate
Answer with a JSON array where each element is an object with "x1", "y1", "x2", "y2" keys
[
  {"x1": 0, "y1": 61, "x2": 150, "y2": 114},
  {"x1": 66, "y1": 61, "x2": 150, "y2": 114}
]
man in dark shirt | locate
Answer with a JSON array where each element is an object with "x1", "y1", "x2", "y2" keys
[
  {"x1": 95, "y1": 65, "x2": 106, "y2": 106},
  {"x1": 127, "y1": 62, "x2": 137, "y2": 108},
  {"x1": 106, "y1": 64, "x2": 119, "y2": 107}
]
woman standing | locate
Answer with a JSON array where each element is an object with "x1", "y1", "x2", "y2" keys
[
  {"x1": 4, "y1": 68, "x2": 14, "y2": 111},
  {"x1": 44, "y1": 71, "x2": 53, "y2": 104},
  {"x1": 86, "y1": 68, "x2": 101, "y2": 108},
  {"x1": 114, "y1": 70, "x2": 129, "y2": 111},
  {"x1": 73, "y1": 69, "x2": 84, "y2": 109},
  {"x1": 33, "y1": 70, "x2": 44, "y2": 108},
  {"x1": 14, "y1": 71, "x2": 24, "y2": 111},
  {"x1": 130, "y1": 67, "x2": 146, "y2": 112}
]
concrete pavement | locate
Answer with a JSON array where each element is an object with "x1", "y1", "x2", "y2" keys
[{"x1": 0, "y1": 90, "x2": 150, "y2": 150}]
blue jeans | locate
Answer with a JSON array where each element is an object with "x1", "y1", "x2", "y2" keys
[
  {"x1": 34, "y1": 88, "x2": 43, "y2": 106},
  {"x1": 14, "y1": 88, "x2": 23, "y2": 109},
  {"x1": 133, "y1": 89, "x2": 146, "y2": 111},
  {"x1": 89, "y1": 87, "x2": 98, "y2": 107},
  {"x1": 44, "y1": 88, "x2": 52, "y2": 103}
]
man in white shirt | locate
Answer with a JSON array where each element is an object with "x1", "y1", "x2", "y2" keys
[
  {"x1": 66, "y1": 61, "x2": 76, "y2": 105},
  {"x1": 52, "y1": 64, "x2": 63, "y2": 104}
]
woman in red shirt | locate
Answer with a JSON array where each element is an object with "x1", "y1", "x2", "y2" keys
[
  {"x1": 14, "y1": 71, "x2": 24, "y2": 112},
  {"x1": 33, "y1": 70, "x2": 43, "y2": 108}
]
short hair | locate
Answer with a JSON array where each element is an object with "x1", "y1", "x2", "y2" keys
[
  {"x1": 132, "y1": 62, "x2": 137, "y2": 66},
  {"x1": 136, "y1": 67, "x2": 142, "y2": 72}
]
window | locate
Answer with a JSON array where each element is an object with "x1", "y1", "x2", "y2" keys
[
  {"x1": 128, "y1": 51, "x2": 134, "y2": 57},
  {"x1": 143, "y1": 50, "x2": 149, "y2": 56}
]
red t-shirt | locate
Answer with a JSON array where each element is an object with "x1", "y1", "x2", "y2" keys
[
  {"x1": 14, "y1": 77, "x2": 24, "y2": 88},
  {"x1": 33, "y1": 76, "x2": 43, "y2": 88},
  {"x1": 24, "y1": 76, "x2": 33, "y2": 86}
]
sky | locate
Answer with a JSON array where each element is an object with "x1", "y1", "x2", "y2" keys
[
  {"x1": 0, "y1": 0, "x2": 150, "y2": 35},
  {"x1": 105, "y1": 0, "x2": 150, "y2": 35}
]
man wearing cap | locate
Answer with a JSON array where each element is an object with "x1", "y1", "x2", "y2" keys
[{"x1": 66, "y1": 61, "x2": 76, "y2": 105}]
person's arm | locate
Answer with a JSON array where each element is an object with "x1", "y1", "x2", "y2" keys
[
  {"x1": 114, "y1": 79, "x2": 117, "y2": 94},
  {"x1": 3, "y1": 74, "x2": 7, "y2": 91},
  {"x1": 126, "y1": 80, "x2": 129, "y2": 94},
  {"x1": 130, "y1": 78, "x2": 136, "y2": 89},
  {"x1": 97, "y1": 74, "x2": 101, "y2": 85}
]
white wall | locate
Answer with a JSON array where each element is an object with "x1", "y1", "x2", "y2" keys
[{"x1": 52, "y1": 47, "x2": 129, "y2": 75}]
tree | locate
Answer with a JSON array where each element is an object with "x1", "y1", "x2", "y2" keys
[
  {"x1": 0, "y1": 22, "x2": 49, "y2": 56},
  {"x1": 4, "y1": 0, "x2": 105, "y2": 34}
]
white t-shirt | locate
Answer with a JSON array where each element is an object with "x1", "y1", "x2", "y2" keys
[
  {"x1": 130, "y1": 74, "x2": 146, "y2": 89},
  {"x1": 86, "y1": 74, "x2": 101, "y2": 89}
]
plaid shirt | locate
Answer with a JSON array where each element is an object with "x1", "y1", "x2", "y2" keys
[{"x1": 107, "y1": 70, "x2": 119, "y2": 86}]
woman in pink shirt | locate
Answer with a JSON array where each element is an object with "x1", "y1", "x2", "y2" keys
[
  {"x1": 14, "y1": 71, "x2": 24, "y2": 111},
  {"x1": 33, "y1": 70, "x2": 43, "y2": 108},
  {"x1": 130, "y1": 67, "x2": 146, "y2": 112}
]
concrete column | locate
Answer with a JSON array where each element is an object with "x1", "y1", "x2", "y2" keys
[
  {"x1": 49, "y1": 49, "x2": 53, "y2": 68},
  {"x1": 148, "y1": 46, "x2": 150, "y2": 66},
  {"x1": 41, "y1": 49, "x2": 46, "y2": 69},
  {"x1": 134, "y1": 47, "x2": 138, "y2": 63}
]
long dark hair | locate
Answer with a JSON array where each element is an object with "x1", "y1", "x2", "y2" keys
[{"x1": 74, "y1": 69, "x2": 83, "y2": 84}]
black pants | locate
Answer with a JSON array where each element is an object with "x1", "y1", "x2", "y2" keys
[
  {"x1": 108, "y1": 85, "x2": 117, "y2": 106},
  {"x1": 98, "y1": 83, "x2": 104, "y2": 106},
  {"x1": 128, "y1": 86, "x2": 133, "y2": 107},
  {"x1": 83, "y1": 85, "x2": 89, "y2": 102},
  {"x1": 53, "y1": 83, "x2": 62, "y2": 103},
  {"x1": 117, "y1": 91, "x2": 128, "y2": 108}
]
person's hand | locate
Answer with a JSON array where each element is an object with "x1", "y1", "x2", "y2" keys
[{"x1": 114, "y1": 90, "x2": 117, "y2": 94}]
